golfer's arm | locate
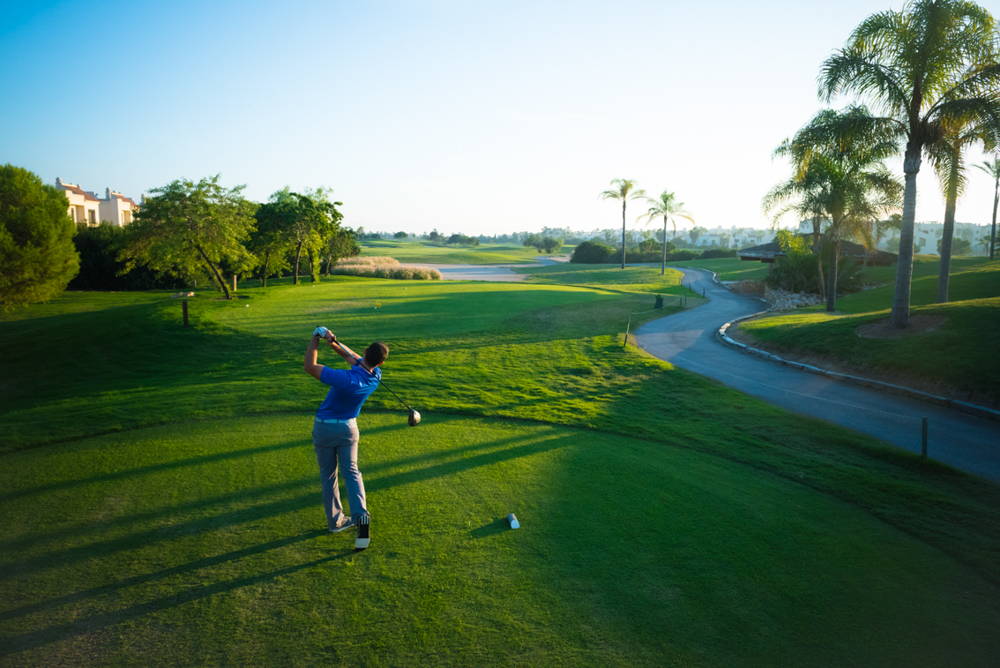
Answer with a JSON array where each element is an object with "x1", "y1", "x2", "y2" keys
[
  {"x1": 303, "y1": 337, "x2": 325, "y2": 380},
  {"x1": 331, "y1": 340, "x2": 362, "y2": 365}
]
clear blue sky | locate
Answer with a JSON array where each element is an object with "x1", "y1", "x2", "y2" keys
[{"x1": 1, "y1": 0, "x2": 996, "y2": 236}]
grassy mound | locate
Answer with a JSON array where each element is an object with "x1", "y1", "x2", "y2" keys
[
  {"x1": 737, "y1": 258, "x2": 1000, "y2": 403},
  {"x1": 2, "y1": 265, "x2": 999, "y2": 665}
]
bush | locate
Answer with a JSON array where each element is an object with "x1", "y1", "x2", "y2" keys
[
  {"x1": 570, "y1": 240, "x2": 614, "y2": 263},
  {"x1": 700, "y1": 249, "x2": 737, "y2": 259},
  {"x1": 70, "y1": 223, "x2": 187, "y2": 291}
]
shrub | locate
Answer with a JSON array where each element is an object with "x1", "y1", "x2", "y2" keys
[
  {"x1": 70, "y1": 223, "x2": 186, "y2": 291},
  {"x1": 570, "y1": 240, "x2": 614, "y2": 263}
]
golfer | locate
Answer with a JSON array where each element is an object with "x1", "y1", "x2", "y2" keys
[{"x1": 304, "y1": 327, "x2": 389, "y2": 551}]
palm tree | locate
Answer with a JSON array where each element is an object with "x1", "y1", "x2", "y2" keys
[
  {"x1": 928, "y1": 122, "x2": 997, "y2": 301},
  {"x1": 764, "y1": 107, "x2": 903, "y2": 312},
  {"x1": 819, "y1": 0, "x2": 1000, "y2": 327},
  {"x1": 599, "y1": 179, "x2": 646, "y2": 269},
  {"x1": 974, "y1": 155, "x2": 1000, "y2": 259},
  {"x1": 637, "y1": 191, "x2": 694, "y2": 275}
]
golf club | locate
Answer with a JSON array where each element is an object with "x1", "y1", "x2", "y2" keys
[{"x1": 315, "y1": 328, "x2": 421, "y2": 426}]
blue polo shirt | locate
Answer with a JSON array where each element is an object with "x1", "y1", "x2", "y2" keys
[{"x1": 315, "y1": 361, "x2": 382, "y2": 420}]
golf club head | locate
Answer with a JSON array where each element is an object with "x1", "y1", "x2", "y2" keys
[{"x1": 408, "y1": 410, "x2": 421, "y2": 427}]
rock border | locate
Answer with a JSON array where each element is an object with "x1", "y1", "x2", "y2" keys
[{"x1": 682, "y1": 267, "x2": 1000, "y2": 424}]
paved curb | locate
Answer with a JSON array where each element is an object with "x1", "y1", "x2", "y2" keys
[{"x1": 679, "y1": 267, "x2": 1000, "y2": 425}]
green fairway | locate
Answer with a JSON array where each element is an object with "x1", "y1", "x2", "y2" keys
[
  {"x1": 665, "y1": 257, "x2": 772, "y2": 282},
  {"x1": 2, "y1": 414, "x2": 998, "y2": 666},
  {"x1": 360, "y1": 239, "x2": 548, "y2": 264},
  {"x1": 737, "y1": 258, "x2": 1000, "y2": 403},
  {"x1": 3, "y1": 265, "x2": 1000, "y2": 665}
]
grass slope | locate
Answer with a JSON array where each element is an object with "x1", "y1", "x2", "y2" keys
[
  {"x1": 738, "y1": 258, "x2": 1000, "y2": 402},
  {"x1": 2, "y1": 265, "x2": 1000, "y2": 665}
]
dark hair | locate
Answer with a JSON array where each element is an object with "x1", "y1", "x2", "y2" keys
[{"x1": 364, "y1": 341, "x2": 389, "y2": 366}]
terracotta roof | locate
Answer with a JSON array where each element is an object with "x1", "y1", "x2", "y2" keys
[
  {"x1": 113, "y1": 192, "x2": 138, "y2": 207},
  {"x1": 59, "y1": 183, "x2": 100, "y2": 202}
]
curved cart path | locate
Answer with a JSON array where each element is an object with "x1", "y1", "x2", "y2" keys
[{"x1": 635, "y1": 268, "x2": 1000, "y2": 483}]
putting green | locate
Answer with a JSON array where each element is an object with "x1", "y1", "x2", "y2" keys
[{"x1": 1, "y1": 414, "x2": 997, "y2": 666}]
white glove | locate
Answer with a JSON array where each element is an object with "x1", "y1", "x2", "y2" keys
[{"x1": 313, "y1": 326, "x2": 329, "y2": 339}]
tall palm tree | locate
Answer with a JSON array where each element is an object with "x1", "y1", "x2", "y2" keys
[
  {"x1": 599, "y1": 178, "x2": 646, "y2": 269},
  {"x1": 819, "y1": 0, "x2": 1000, "y2": 327},
  {"x1": 764, "y1": 107, "x2": 903, "y2": 312},
  {"x1": 927, "y1": 121, "x2": 997, "y2": 301},
  {"x1": 975, "y1": 155, "x2": 1000, "y2": 259},
  {"x1": 637, "y1": 191, "x2": 694, "y2": 275}
]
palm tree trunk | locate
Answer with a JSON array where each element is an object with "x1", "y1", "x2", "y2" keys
[
  {"x1": 621, "y1": 201, "x2": 627, "y2": 270},
  {"x1": 936, "y1": 163, "x2": 960, "y2": 303},
  {"x1": 990, "y1": 176, "x2": 998, "y2": 261},
  {"x1": 826, "y1": 238, "x2": 840, "y2": 312},
  {"x1": 812, "y1": 216, "x2": 821, "y2": 253},
  {"x1": 817, "y1": 253, "x2": 826, "y2": 298},
  {"x1": 661, "y1": 217, "x2": 667, "y2": 276},
  {"x1": 890, "y1": 147, "x2": 921, "y2": 328}
]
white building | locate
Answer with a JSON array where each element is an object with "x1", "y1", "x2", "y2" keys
[
  {"x1": 56, "y1": 178, "x2": 138, "y2": 226},
  {"x1": 797, "y1": 218, "x2": 991, "y2": 255}
]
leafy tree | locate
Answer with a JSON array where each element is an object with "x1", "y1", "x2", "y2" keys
[
  {"x1": 428, "y1": 229, "x2": 441, "y2": 242},
  {"x1": 974, "y1": 155, "x2": 1000, "y2": 259},
  {"x1": 0, "y1": 164, "x2": 79, "y2": 309},
  {"x1": 599, "y1": 179, "x2": 646, "y2": 269},
  {"x1": 71, "y1": 223, "x2": 185, "y2": 291},
  {"x1": 394, "y1": 231, "x2": 408, "y2": 239},
  {"x1": 688, "y1": 226, "x2": 707, "y2": 244},
  {"x1": 542, "y1": 236, "x2": 563, "y2": 254},
  {"x1": 121, "y1": 175, "x2": 254, "y2": 300},
  {"x1": 819, "y1": 0, "x2": 1000, "y2": 326},
  {"x1": 523, "y1": 234, "x2": 543, "y2": 252},
  {"x1": 285, "y1": 188, "x2": 342, "y2": 284},
  {"x1": 250, "y1": 192, "x2": 295, "y2": 287},
  {"x1": 765, "y1": 107, "x2": 903, "y2": 311},
  {"x1": 938, "y1": 236, "x2": 972, "y2": 255},
  {"x1": 322, "y1": 227, "x2": 361, "y2": 275},
  {"x1": 637, "y1": 190, "x2": 694, "y2": 275},
  {"x1": 570, "y1": 240, "x2": 614, "y2": 263}
]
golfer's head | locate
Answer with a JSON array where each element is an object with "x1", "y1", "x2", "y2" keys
[{"x1": 364, "y1": 341, "x2": 389, "y2": 367}]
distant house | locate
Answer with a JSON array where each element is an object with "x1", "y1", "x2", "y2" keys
[{"x1": 56, "y1": 178, "x2": 138, "y2": 226}]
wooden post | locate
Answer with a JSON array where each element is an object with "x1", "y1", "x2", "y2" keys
[{"x1": 183, "y1": 300, "x2": 189, "y2": 327}]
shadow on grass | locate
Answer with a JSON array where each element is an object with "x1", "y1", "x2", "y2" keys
[
  {"x1": 0, "y1": 422, "x2": 409, "y2": 503},
  {"x1": 468, "y1": 517, "x2": 508, "y2": 539},
  {"x1": 1, "y1": 426, "x2": 572, "y2": 583},
  {"x1": 0, "y1": 532, "x2": 352, "y2": 658}
]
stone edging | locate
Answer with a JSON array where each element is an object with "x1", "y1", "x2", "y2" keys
[{"x1": 681, "y1": 267, "x2": 1000, "y2": 424}]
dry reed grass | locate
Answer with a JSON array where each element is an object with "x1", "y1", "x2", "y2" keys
[{"x1": 332, "y1": 256, "x2": 442, "y2": 280}]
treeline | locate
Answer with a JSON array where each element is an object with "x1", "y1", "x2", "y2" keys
[
  {"x1": 78, "y1": 178, "x2": 361, "y2": 296},
  {"x1": 570, "y1": 240, "x2": 737, "y2": 264}
]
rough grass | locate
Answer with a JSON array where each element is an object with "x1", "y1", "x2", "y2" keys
[
  {"x1": 737, "y1": 258, "x2": 1000, "y2": 402},
  {"x1": 331, "y1": 256, "x2": 443, "y2": 280},
  {"x1": 2, "y1": 267, "x2": 1000, "y2": 666}
]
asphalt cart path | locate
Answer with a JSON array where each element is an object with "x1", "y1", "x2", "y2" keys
[{"x1": 635, "y1": 268, "x2": 1000, "y2": 483}]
